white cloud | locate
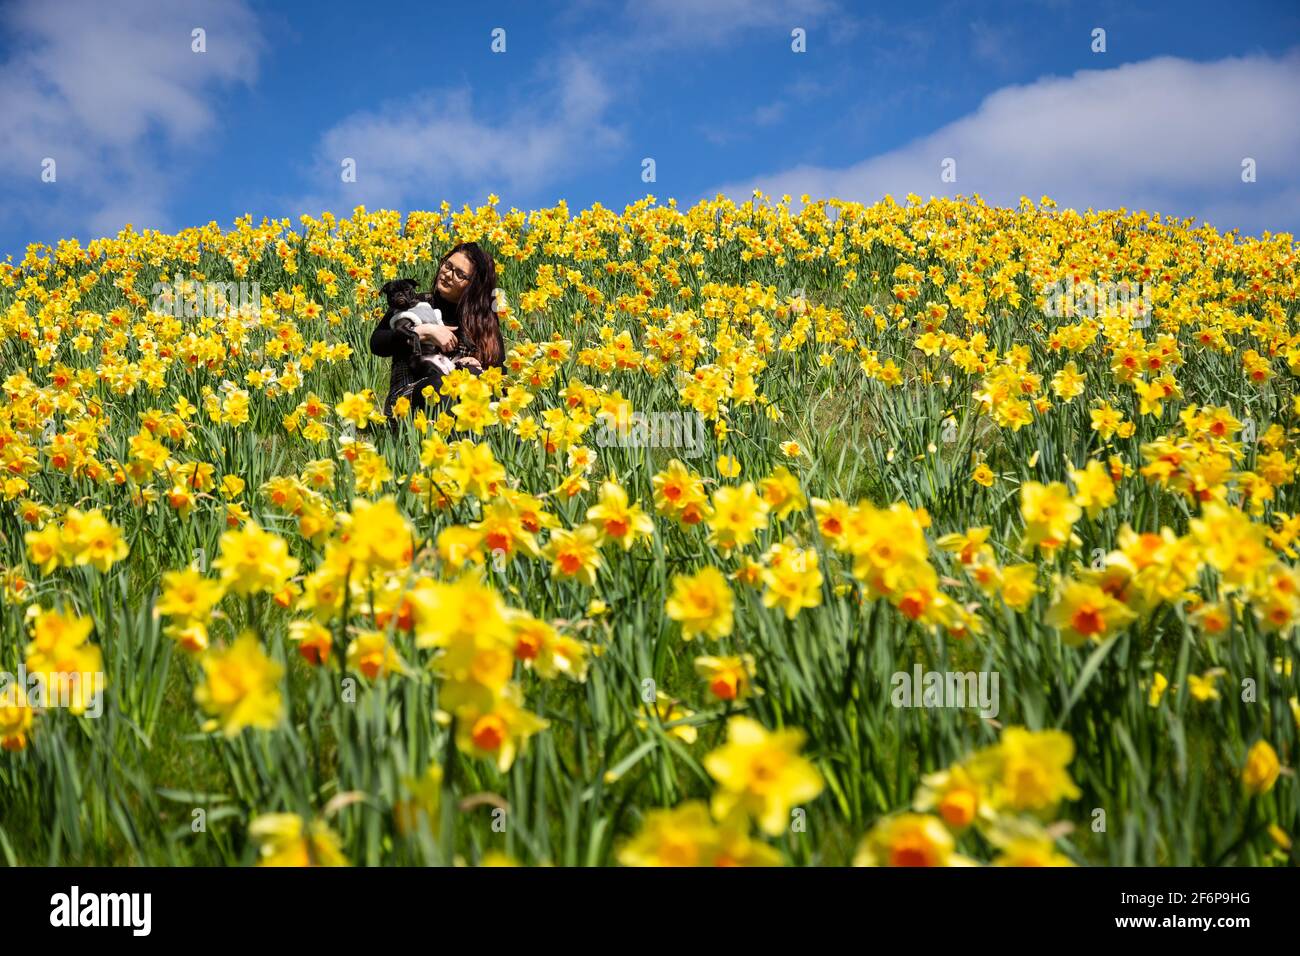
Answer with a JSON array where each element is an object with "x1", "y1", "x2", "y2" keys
[
  {"x1": 0, "y1": 0, "x2": 264, "y2": 244},
  {"x1": 704, "y1": 52, "x2": 1300, "y2": 236},
  {"x1": 293, "y1": 56, "x2": 623, "y2": 218},
  {"x1": 620, "y1": 0, "x2": 837, "y2": 47},
  {"x1": 754, "y1": 101, "x2": 788, "y2": 126},
  {"x1": 970, "y1": 21, "x2": 1014, "y2": 69}
]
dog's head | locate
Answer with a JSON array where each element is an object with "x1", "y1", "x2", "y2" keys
[{"x1": 380, "y1": 278, "x2": 421, "y2": 311}]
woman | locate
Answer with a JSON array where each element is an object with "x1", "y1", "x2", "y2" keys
[{"x1": 370, "y1": 241, "x2": 505, "y2": 419}]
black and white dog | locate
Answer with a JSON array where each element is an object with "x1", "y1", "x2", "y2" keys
[{"x1": 380, "y1": 278, "x2": 454, "y2": 379}]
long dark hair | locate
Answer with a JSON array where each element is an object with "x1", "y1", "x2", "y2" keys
[{"x1": 437, "y1": 242, "x2": 503, "y2": 368}]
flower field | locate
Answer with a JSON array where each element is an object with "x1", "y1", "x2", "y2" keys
[{"x1": 0, "y1": 194, "x2": 1297, "y2": 866}]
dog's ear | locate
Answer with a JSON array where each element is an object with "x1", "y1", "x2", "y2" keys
[{"x1": 380, "y1": 279, "x2": 399, "y2": 296}]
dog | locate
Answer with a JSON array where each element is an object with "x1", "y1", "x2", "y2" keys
[{"x1": 380, "y1": 278, "x2": 455, "y2": 379}]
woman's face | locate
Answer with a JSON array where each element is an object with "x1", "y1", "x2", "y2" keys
[{"x1": 435, "y1": 251, "x2": 475, "y2": 303}]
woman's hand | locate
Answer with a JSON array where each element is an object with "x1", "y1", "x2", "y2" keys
[
  {"x1": 415, "y1": 324, "x2": 457, "y2": 353},
  {"x1": 454, "y1": 356, "x2": 482, "y2": 370}
]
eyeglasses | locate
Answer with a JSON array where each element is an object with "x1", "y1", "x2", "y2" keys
[{"x1": 440, "y1": 261, "x2": 473, "y2": 283}]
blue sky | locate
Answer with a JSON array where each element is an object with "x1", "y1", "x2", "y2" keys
[{"x1": 1, "y1": 0, "x2": 1298, "y2": 259}]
